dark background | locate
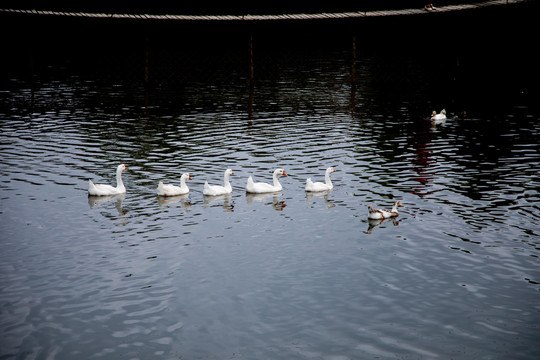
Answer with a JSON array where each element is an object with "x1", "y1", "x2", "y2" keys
[{"x1": 1, "y1": 1, "x2": 537, "y2": 114}]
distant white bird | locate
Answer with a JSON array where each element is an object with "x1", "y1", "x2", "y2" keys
[
  {"x1": 305, "y1": 167, "x2": 336, "y2": 192},
  {"x1": 157, "y1": 173, "x2": 191, "y2": 196},
  {"x1": 431, "y1": 109, "x2": 447, "y2": 122},
  {"x1": 203, "y1": 169, "x2": 234, "y2": 196},
  {"x1": 88, "y1": 164, "x2": 127, "y2": 196}
]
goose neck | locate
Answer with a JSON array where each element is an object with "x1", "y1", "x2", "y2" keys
[
  {"x1": 325, "y1": 172, "x2": 333, "y2": 187},
  {"x1": 223, "y1": 172, "x2": 232, "y2": 190},
  {"x1": 272, "y1": 172, "x2": 281, "y2": 187},
  {"x1": 180, "y1": 175, "x2": 188, "y2": 189},
  {"x1": 116, "y1": 167, "x2": 125, "y2": 190}
]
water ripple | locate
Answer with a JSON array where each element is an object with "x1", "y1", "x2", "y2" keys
[{"x1": 2, "y1": 54, "x2": 540, "y2": 360}]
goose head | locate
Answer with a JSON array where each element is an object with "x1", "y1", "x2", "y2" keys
[
  {"x1": 392, "y1": 201, "x2": 403, "y2": 211},
  {"x1": 274, "y1": 168, "x2": 288, "y2": 177}
]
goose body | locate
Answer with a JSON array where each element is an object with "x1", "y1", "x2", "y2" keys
[
  {"x1": 157, "y1": 173, "x2": 191, "y2": 196},
  {"x1": 305, "y1": 167, "x2": 336, "y2": 192},
  {"x1": 368, "y1": 201, "x2": 403, "y2": 220},
  {"x1": 203, "y1": 169, "x2": 234, "y2": 196},
  {"x1": 88, "y1": 164, "x2": 127, "y2": 196},
  {"x1": 246, "y1": 168, "x2": 288, "y2": 194}
]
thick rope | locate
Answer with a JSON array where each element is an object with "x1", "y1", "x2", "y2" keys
[{"x1": 0, "y1": 0, "x2": 525, "y2": 21}]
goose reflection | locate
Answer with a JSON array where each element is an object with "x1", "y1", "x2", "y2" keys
[
  {"x1": 305, "y1": 189, "x2": 335, "y2": 209},
  {"x1": 88, "y1": 194, "x2": 128, "y2": 225},
  {"x1": 88, "y1": 193, "x2": 126, "y2": 216},
  {"x1": 365, "y1": 217, "x2": 401, "y2": 234},
  {"x1": 246, "y1": 192, "x2": 286, "y2": 211},
  {"x1": 157, "y1": 193, "x2": 192, "y2": 212},
  {"x1": 203, "y1": 193, "x2": 234, "y2": 212}
]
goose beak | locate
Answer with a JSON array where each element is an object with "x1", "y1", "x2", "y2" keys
[
  {"x1": 398, "y1": 202, "x2": 403, "y2": 207},
  {"x1": 188, "y1": 174, "x2": 193, "y2": 180},
  {"x1": 282, "y1": 171, "x2": 288, "y2": 176},
  {"x1": 124, "y1": 164, "x2": 128, "y2": 170}
]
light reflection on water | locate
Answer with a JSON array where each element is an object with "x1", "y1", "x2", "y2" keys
[{"x1": 1, "y1": 52, "x2": 540, "y2": 360}]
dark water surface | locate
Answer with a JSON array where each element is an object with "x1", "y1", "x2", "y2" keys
[{"x1": 1, "y1": 7, "x2": 540, "y2": 360}]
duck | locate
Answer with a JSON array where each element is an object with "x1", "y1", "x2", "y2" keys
[
  {"x1": 431, "y1": 109, "x2": 446, "y2": 121},
  {"x1": 157, "y1": 173, "x2": 191, "y2": 196},
  {"x1": 305, "y1": 167, "x2": 336, "y2": 192},
  {"x1": 203, "y1": 169, "x2": 234, "y2": 196},
  {"x1": 368, "y1": 201, "x2": 403, "y2": 219},
  {"x1": 88, "y1": 164, "x2": 127, "y2": 196},
  {"x1": 246, "y1": 168, "x2": 288, "y2": 193}
]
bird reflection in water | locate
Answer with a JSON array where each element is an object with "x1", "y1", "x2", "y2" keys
[
  {"x1": 365, "y1": 217, "x2": 401, "y2": 234},
  {"x1": 305, "y1": 189, "x2": 335, "y2": 209},
  {"x1": 88, "y1": 193, "x2": 128, "y2": 225},
  {"x1": 157, "y1": 193, "x2": 192, "y2": 212},
  {"x1": 203, "y1": 193, "x2": 234, "y2": 212},
  {"x1": 88, "y1": 193, "x2": 126, "y2": 214},
  {"x1": 246, "y1": 192, "x2": 286, "y2": 211}
]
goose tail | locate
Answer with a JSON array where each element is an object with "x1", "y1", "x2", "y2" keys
[
  {"x1": 88, "y1": 180, "x2": 96, "y2": 194},
  {"x1": 246, "y1": 176, "x2": 254, "y2": 192},
  {"x1": 157, "y1": 181, "x2": 164, "y2": 191},
  {"x1": 305, "y1": 178, "x2": 314, "y2": 191}
]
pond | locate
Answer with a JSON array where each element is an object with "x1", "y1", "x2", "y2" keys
[{"x1": 1, "y1": 16, "x2": 540, "y2": 360}]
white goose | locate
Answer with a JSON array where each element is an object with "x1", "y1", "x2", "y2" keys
[
  {"x1": 368, "y1": 201, "x2": 403, "y2": 220},
  {"x1": 88, "y1": 164, "x2": 127, "y2": 196},
  {"x1": 157, "y1": 173, "x2": 191, "y2": 196},
  {"x1": 246, "y1": 168, "x2": 288, "y2": 193},
  {"x1": 305, "y1": 167, "x2": 336, "y2": 192},
  {"x1": 203, "y1": 169, "x2": 234, "y2": 196}
]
